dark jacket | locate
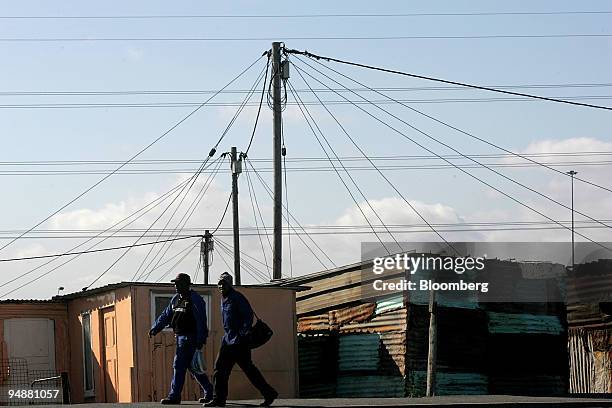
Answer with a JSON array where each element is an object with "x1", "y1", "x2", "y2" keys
[
  {"x1": 221, "y1": 289, "x2": 253, "y2": 345},
  {"x1": 150, "y1": 290, "x2": 209, "y2": 348}
]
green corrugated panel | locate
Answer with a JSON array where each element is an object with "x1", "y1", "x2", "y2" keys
[
  {"x1": 338, "y1": 334, "x2": 380, "y2": 372},
  {"x1": 406, "y1": 267, "x2": 481, "y2": 309},
  {"x1": 407, "y1": 370, "x2": 488, "y2": 397},
  {"x1": 375, "y1": 294, "x2": 404, "y2": 315},
  {"x1": 408, "y1": 287, "x2": 479, "y2": 309},
  {"x1": 487, "y1": 312, "x2": 564, "y2": 334},
  {"x1": 337, "y1": 375, "x2": 405, "y2": 397}
]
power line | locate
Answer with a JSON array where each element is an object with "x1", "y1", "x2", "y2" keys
[
  {"x1": 1, "y1": 152, "x2": 611, "y2": 166},
  {"x1": 193, "y1": 243, "x2": 202, "y2": 283},
  {"x1": 215, "y1": 238, "x2": 270, "y2": 275},
  {"x1": 3, "y1": 223, "x2": 611, "y2": 239},
  {"x1": 128, "y1": 155, "x2": 223, "y2": 281},
  {"x1": 3, "y1": 220, "x2": 610, "y2": 234},
  {"x1": 0, "y1": 235, "x2": 201, "y2": 263},
  {"x1": 215, "y1": 239, "x2": 269, "y2": 283},
  {"x1": 136, "y1": 65, "x2": 268, "y2": 282},
  {"x1": 1, "y1": 161, "x2": 612, "y2": 176},
  {"x1": 2, "y1": 34, "x2": 612, "y2": 42},
  {"x1": 212, "y1": 193, "x2": 233, "y2": 235},
  {"x1": 243, "y1": 162, "x2": 272, "y2": 277},
  {"x1": 290, "y1": 73, "x2": 459, "y2": 256},
  {"x1": 294, "y1": 57, "x2": 612, "y2": 238},
  {"x1": 291, "y1": 60, "x2": 612, "y2": 255},
  {"x1": 3, "y1": 219, "x2": 611, "y2": 236},
  {"x1": 245, "y1": 53, "x2": 270, "y2": 154},
  {"x1": 155, "y1": 243, "x2": 199, "y2": 283},
  {"x1": 151, "y1": 241, "x2": 201, "y2": 275},
  {"x1": 1, "y1": 57, "x2": 266, "y2": 292},
  {"x1": 287, "y1": 48, "x2": 612, "y2": 111},
  {"x1": 2, "y1": 11, "x2": 612, "y2": 19},
  {"x1": 287, "y1": 80, "x2": 399, "y2": 254},
  {"x1": 2, "y1": 83, "x2": 611, "y2": 96},
  {"x1": 0, "y1": 54, "x2": 265, "y2": 256},
  {"x1": 300, "y1": 55, "x2": 612, "y2": 197},
  {"x1": 281, "y1": 124, "x2": 294, "y2": 278},
  {"x1": 245, "y1": 157, "x2": 336, "y2": 269},
  {"x1": 2, "y1": 95, "x2": 612, "y2": 109},
  {"x1": 0, "y1": 175, "x2": 204, "y2": 293},
  {"x1": 143, "y1": 156, "x2": 228, "y2": 280},
  {"x1": 135, "y1": 155, "x2": 226, "y2": 282}
]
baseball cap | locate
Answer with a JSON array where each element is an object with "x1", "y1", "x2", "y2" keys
[{"x1": 171, "y1": 273, "x2": 191, "y2": 284}]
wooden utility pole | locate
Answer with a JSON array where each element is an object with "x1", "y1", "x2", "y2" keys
[
  {"x1": 231, "y1": 146, "x2": 241, "y2": 284},
  {"x1": 202, "y1": 230, "x2": 212, "y2": 285},
  {"x1": 568, "y1": 170, "x2": 578, "y2": 271},
  {"x1": 272, "y1": 41, "x2": 283, "y2": 280},
  {"x1": 426, "y1": 284, "x2": 437, "y2": 396}
]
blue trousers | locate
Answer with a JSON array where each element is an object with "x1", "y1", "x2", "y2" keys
[{"x1": 168, "y1": 335, "x2": 213, "y2": 401}]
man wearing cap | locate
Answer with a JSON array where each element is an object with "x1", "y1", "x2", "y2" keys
[
  {"x1": 205, "y1": 272, "x2": 277, "y2": 407},
  {"x1": 149, "y1": 273, "x2": 213, "y2": 405}
]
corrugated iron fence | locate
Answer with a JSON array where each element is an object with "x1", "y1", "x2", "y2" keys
[
  {"x1": 297, "y1": 294, "x2": 568, "y2": 397},
  {"x1": 298, "y1": 294, "x2": 406, "y2": 398},
  {"x1": 569, "y1": 328, "x2": 612, "y2": 393}
]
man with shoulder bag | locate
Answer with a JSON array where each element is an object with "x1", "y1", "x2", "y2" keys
[
  {"x1": 205, "y1": 272, "x2": 278, "y2": 407},
  {"x1": 149, "y1": 273, "x2": 213, "y2": 404}
]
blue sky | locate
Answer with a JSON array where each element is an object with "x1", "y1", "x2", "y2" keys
[{"x1": 1, "y1": 1, "x2": 611, "y2": 298}]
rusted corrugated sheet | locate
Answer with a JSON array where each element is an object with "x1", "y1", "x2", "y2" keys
[
  {"x1": 569, "y1": 327, "x2": 612, "y2": 393},
  {"x1": 340, "y1": 308, "x2": 407, "y2": 334},
  {"x1": 379, "y1": 331, "x2": 406, "y2": 375},
  {"x1": 567, "y1": 259, "x2": 612, "y2": 305},
  {"x1": 336, "y1": 375, "x2": 405, "y2": 397},
  {"x1": 487, "y1": 312, "x2": 564, "y2": 335},
  {"x1": 297, "y1": 314, "x2": 329, "y2": 332},
  {"x1": 593, "y1": 350, "x2": 612, "y2": 393},
  {"x1": 569, "y1": 328, "x2": 593, "y2": 393},
  {"x1": 329, "y1": 303, "x2": 376, "y2": 326},
  {"x1": 338, "y1": 334, "x2": 380, "y2": 372}
]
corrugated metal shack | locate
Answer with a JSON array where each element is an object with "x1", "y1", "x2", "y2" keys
[
  {"x1": 280, "y1": 257, "x2": 568, "y2": 397},
  {"x1": 568, "y1": 259, "x2": 612, "y2": 394}
]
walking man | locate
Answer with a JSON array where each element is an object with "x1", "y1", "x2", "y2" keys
[
  {"x1": 205, "y1": 272, "x2": 278, "y2": 407},
  {"x1": 149, "y1": 273, "x2": 213, "y2": 404}
]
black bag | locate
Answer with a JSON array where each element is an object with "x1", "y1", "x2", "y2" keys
[{"x1": 249, "y1": 311, "x2": 273, "y2": 349}]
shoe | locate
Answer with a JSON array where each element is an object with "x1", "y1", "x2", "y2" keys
[
  {"x1": 260, "y1": 390, "x2": 278, "y2": 407},
  {"x1": 203, "y1": 400, "x2": 225, "y2": 407},
  {"x1": 198, "y1": 396, "x2": 213, "y2": 404},
  {"x1": 161, "y1": 397, "x2": 181, "y2": 405}
]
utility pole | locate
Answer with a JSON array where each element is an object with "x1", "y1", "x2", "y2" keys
[
  {"x1": 201, "y1": 230, "x2": 212, "y2": 285},
  {"x1": 568, "y1": 170, "x2": 578, "y2": 271},
  {"x1": 231, "y1": 147, "x2": 242, "y2": 284},
  {"x1": 272, "y1": 41, "x2": 283, "y2": 280},
  {"x1": 426, "y1": 284, "x2": 437, "y2": 397}
]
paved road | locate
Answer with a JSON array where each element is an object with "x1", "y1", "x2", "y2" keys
[{"x1": 26, "y1": 395, "x2": 612, "y2": 408}]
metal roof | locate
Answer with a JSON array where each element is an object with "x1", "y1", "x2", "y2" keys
[
  {"x1": 0, "y1": 298, "x2": 63, "y2": 304},
  {"x1": 52, "y1": 280, "x2": 305, "y2": 301}
]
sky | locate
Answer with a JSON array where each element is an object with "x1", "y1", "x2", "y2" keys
[{"x1": 0, "y1": 0, "x2": 611, "y2": 299}]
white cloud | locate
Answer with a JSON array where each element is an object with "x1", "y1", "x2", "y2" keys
[
  {"x1": 50, "y1": 202, "x2": 129, "y2": 229},
  {"x1": 8, "y1": 137, "x2": 612, "y2": 298}
]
